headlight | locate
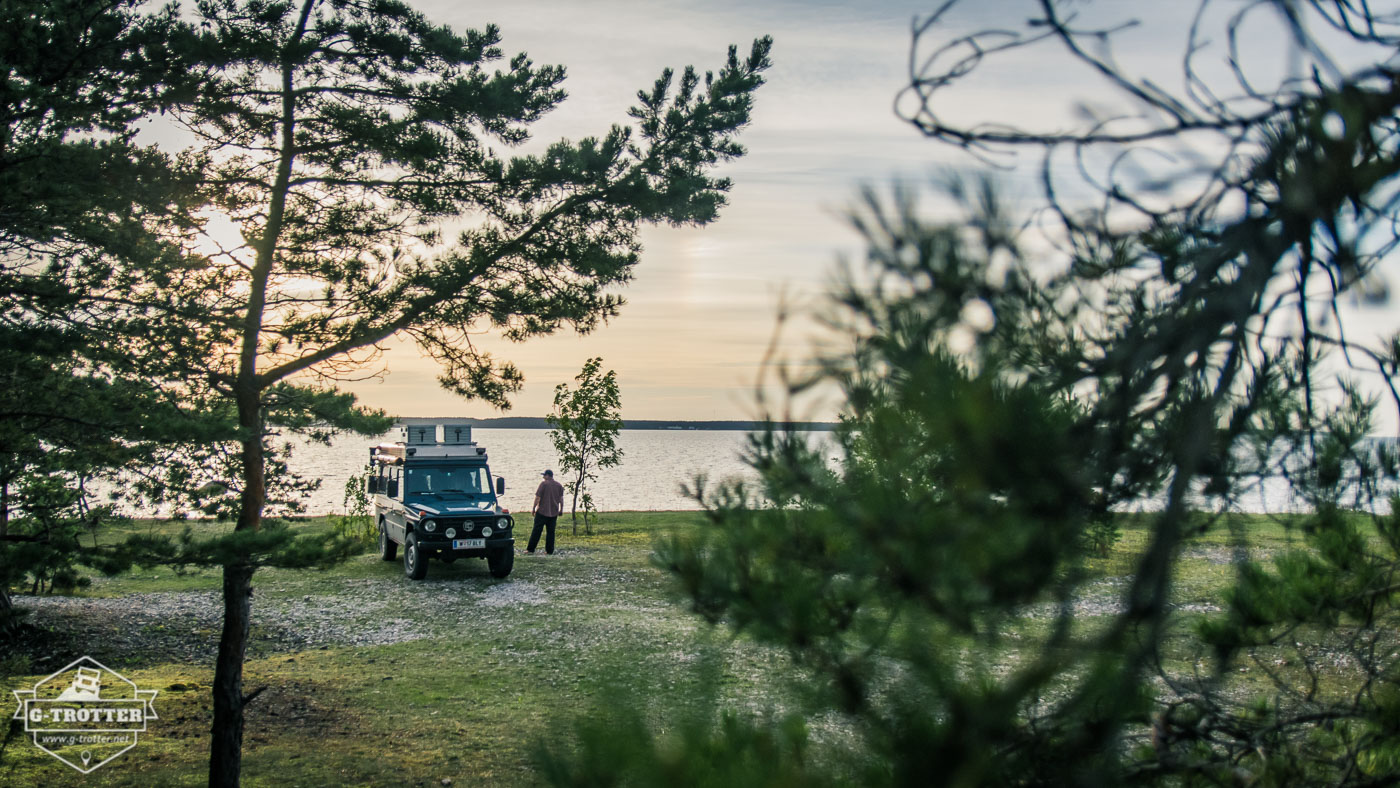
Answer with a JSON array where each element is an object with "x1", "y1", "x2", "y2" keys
[
  {"x1": 445, "y1": 528, "x2": 456, "y2": 539},
  {"x1": 423, "y1": 520, "x2": 436, "y2": 532},
  {"x1": 496, "y1": 517, "x2": 510, "y2": 529},
  {"x1": 482, "y1": 526, "x2": 493, "y2": 537}
]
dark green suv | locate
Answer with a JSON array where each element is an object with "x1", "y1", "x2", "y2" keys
[{"x1": 368, "y1": 424, "x2": 515, "y2": 580}]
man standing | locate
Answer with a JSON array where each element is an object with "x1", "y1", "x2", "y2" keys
[{"x1": 529, "y1": 469, "x2": 565, "y2": 555}]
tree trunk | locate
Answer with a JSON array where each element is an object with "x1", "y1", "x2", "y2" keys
[
  {"x1": 571, "y1": 433, "x2": 589, "y2": 537},
  {"x1": 206, "y1": 2, "x2": 312, "y2": 782},
  {"x1": 0, "y1": 584, "x2": 13, "y2": 637},
  {"x1": 0, "y1": 477, "x2": 10, "y2": 629},
  {"x1": 209, "y1": 389, "x2": 268, "y2": 786},
  {"x1": 208, "y1": 562, "x2": 254, "y2": 788},
  {"x1": 210, "y1": 395, "x2": 266, "y2": 786},
  {"x1": 0, "y1": 475, "x2": 11, "y2": 633},
  {"x1": 571, "y1": 474, "x2": 581, "y2": 536}
]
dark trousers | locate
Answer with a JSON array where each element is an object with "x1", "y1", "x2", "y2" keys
[{"x1": 528, "y1": 514, "x2": 557, "y2": 554}]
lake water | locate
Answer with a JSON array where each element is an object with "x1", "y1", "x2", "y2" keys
[
  {"x1": 232, "y1": 429, "x2": 1389, "y2": 516},
  {"x1": 292, "y1": 429, "x2": 785, "y2": 515}
]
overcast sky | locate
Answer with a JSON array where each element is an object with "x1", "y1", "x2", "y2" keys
[
  {"x1": 324, "y1": 0, "x2": 1398, "y2": 422},
  {"x1": 333, "y1": 0, "x2": 938, "y2": 421}
]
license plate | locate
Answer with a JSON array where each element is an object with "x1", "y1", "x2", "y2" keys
[{"x1": 453, "y1": 538, "x2": 485, "y2": 549}]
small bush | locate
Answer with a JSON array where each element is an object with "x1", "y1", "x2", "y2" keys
[{"x1": 331, "y1": 466, "x2": 374, "y2": 546}]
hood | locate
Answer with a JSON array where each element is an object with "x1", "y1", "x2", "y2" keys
[{"x1": 408, "y1": 501, "x2": 497, "y2": 517}]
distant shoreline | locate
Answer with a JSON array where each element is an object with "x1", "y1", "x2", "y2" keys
[{"x1": 393, "y1": 416, "x2": 837, "y2": 432}]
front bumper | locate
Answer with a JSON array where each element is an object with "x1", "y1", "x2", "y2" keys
[{"x1": 416, "y1": 535, "x2": 514, "y2": 557}]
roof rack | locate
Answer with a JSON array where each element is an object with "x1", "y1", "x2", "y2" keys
[{"x1": 372, "y1": 423, "x2": 486, "y2": 464}]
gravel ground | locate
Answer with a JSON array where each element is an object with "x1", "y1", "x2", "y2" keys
[
  {"x1": 1180, "y1": 543, "x2": 1278, "y2": 565},
  {"x1": 5, "y1": 546, "x2": 680, "y2": 673},
  {"x1": 1014, "y1": 576, "x2": 1224, "y2": 620},
  {"x1": 11, "y1": 561, "x2": 1230, "y2": 673},
  {"x1": 7, "y1": 570, "x2": 574, "y2": 671}
]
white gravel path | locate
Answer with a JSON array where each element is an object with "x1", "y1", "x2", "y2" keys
[{"x1": 10, "y1": 574, "x2": 566, "y2": 660}]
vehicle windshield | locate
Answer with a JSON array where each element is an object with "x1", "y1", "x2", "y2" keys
[{"x1": 403, "y1": 465, "x2": 492, "y2": 499}]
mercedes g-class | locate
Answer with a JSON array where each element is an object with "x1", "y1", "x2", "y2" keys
[{"x1": 368, "y1": 422, "x2": 514, "y2": 580}]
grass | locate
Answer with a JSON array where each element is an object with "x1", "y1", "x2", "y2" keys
[
  {"x1": 0, "y1": 510, "x2": 1381, "y2": 786},
  {"x1": 1, "y1": 511, "x2": 769, "y2": 787}
]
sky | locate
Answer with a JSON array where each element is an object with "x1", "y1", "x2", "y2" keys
[
  {"x1": 288, "y1": 0, "x2": 1400, "y2": 423},
  {"x1": 341, "y1": 0, "x2": 961, "y2": 421}
]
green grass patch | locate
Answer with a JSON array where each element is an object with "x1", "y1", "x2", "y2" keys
[
  {"x1": 1, "y1": 510, "x2": 1386, "y2": 786},
  {"x1": 0, "y1": 511, "x2": 759, "y2": 786}
]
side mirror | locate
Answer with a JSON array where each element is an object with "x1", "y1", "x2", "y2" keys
[
  {"x1": 495, "y1": 476, "x2": 505, "y2": 495},
  {"x1": 387, "y1": 479, "x2": 399, "y2": 498},
  {"x1": 366, "y1": 476, "x2": 379, "y2": 495}
]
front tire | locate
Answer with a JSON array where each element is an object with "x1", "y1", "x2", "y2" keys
[
  {"x1": 487, "y1": 546, "x2": 514, "y2": 579},
  {"x1": 403, "y1": 533, "x2": 428, "y2": 580},
  {"x1": 378, "y1": 523, "x2": 397, "y2": 561}
]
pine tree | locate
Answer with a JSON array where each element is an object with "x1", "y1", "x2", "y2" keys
[
  {"x1": 0, "y1": 0, "x2": 205, "y2": 635},
  {"x1": 151, "y1": 2, "x2": 771, "y2": 783},
  {"x1": 542, "y1": 2, "x2": 1400, "y2": 784}
]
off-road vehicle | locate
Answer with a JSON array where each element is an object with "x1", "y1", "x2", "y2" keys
[{"x1": 368, "y1": 422, "x2": 514, "y2": 579}]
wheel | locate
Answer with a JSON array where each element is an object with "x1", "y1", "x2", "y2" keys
[
  {"x1": 403, "y1": 533, "x2": 428, "y2": 580},
  {"x1": 487, "y1": 546, "x2": 514, "y2": 579},
  {"x1": 378, "y1": 522, "x2": 397, "y2": 561}
]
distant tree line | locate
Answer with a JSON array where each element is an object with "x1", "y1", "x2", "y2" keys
[{"x1": 398, "y1": 416, "x2": 837, "y2": 431}]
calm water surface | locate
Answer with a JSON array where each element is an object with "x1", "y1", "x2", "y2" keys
[
  {"x1": 293, "y1": 429, "x2": 789, "y2": 515},
  {"x1": 238, "y1": 429, "x2": 1390, "y2": 516}
]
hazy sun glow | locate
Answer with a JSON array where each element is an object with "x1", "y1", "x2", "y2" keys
[{"x1": 233, "y1": 0, "x2": 1400, "y2": 424}]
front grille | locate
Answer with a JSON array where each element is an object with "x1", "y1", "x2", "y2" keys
[
  {"x1": 443, "y1": 518, "x2": 496, "y2": 535},
  {"x1": 421, "y1": 517, "x2": 506, "y2": 538}
]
